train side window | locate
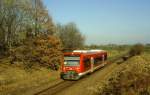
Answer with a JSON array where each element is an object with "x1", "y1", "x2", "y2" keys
[
  {"x1": 83, "y1": 58, "x2": 91, "y2": 69},
  {"x1": 94, "y1": 57, "x2": 102, "y2": 64}
]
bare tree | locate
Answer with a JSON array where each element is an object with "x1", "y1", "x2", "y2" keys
[
  {"x1": 0, "y1": 0, "x2": 54, "y2": 54},
  {"x1": 56, "y1": 22, "x2": 85, "y2": 49}
]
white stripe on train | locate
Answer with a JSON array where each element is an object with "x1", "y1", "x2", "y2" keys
[{"x1": 78, "y1": 62, "x2": 106, "y2": 76}]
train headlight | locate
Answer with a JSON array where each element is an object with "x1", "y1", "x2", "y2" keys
[{"x1": 64, "y1": 62, "x2": 67, "y2": 65}]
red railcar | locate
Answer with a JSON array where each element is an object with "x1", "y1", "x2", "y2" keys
[{"x1": 60, "y1": 50, "x2": 107, "y2": 80}]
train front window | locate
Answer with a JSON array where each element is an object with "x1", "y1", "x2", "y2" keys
[
  {"x1": 64, "y1": 56, "x2": 80, "y2": 66},
  {"x1": 64, "y1": 60, "x2": 79, "y2": 66}
]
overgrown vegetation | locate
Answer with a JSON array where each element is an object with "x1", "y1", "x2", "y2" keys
[
  {"x1": 94, "y1": 44, "x2": 149, "y2": 95},
  {"x1": 10, "y1": 35, "x2": 62, "y2": 70},
  {"x1": 0, "y1": 0, "x2": 60, "y2": 69},
  {"x1": 0, "y1": 0, "x2": 85, "y2": 70},
  {"x1": 0, "y1": 0, "x2": 54, "y2": 53},
  {"x1": 97, "y1": 53, "x2": 150, "y2": 95},
  {"x1": 129, "y1": 44, "x2": 145, "y2": 56}
]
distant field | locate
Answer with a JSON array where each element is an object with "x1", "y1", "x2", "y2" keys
[{"x1": 145, "y1": 45, "x2": 150, "y2": 53}]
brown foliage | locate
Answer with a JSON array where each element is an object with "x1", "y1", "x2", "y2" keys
[
  {"x1": 10, "y1": 35, "x2": 63, "y2": 70},
  {"x1": 98, "y1": 56, "x2": 150, "y2": 95}
]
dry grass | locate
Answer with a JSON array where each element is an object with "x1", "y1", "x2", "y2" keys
[
  {"x1": 0, "y1": 59, "x2": 60, "y2": 95},
  {"x1": 96, "y1": 53, "x2": 150, "y2": 95}
]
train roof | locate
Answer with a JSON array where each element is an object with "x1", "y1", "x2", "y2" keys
[
  {"x1": 64, "y1": 50, "x2": 107, "y2": 56},
  {"x1": 73, "y1": 50, "x2": 106, "y2": 53}
]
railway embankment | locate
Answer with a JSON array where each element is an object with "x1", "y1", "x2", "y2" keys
[{"x1": 95, "y1": 53, "x2": 150, "y2": 95}]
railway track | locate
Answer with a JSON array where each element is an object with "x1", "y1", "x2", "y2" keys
[
  {"x1": 34, "y1": 81, "x2": 75, "y2": 95},
  {"x1": 34, "y1": 53, "x2": 131, "y2": 95}
]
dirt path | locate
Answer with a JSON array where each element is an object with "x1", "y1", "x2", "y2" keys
[{"x1": 38, "y1": 61, "x2": 125, "y2": 95}]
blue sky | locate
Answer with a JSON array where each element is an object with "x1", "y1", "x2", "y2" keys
[{"x1": 43, "y1": 0, "x2": 150, "y2": 45}]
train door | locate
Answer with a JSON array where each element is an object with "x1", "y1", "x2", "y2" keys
[
  {"x1": 90, "y1": 57, "x2": 94, "y2": 72},
  {"x1": 102, "y1": 54, "x2": 107, "y2": 65}
]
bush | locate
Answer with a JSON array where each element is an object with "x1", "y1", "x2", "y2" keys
[
  {"x1": 129, "y1": 44, "x2": 145, "y2": 56},
  {"x1": 10, "y1": 35, "x2": 63, "y2": 70}
]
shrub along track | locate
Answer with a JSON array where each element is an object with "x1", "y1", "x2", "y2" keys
[{"x1": 34, "y1": 54, "x2": 131, "y2": 95}]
